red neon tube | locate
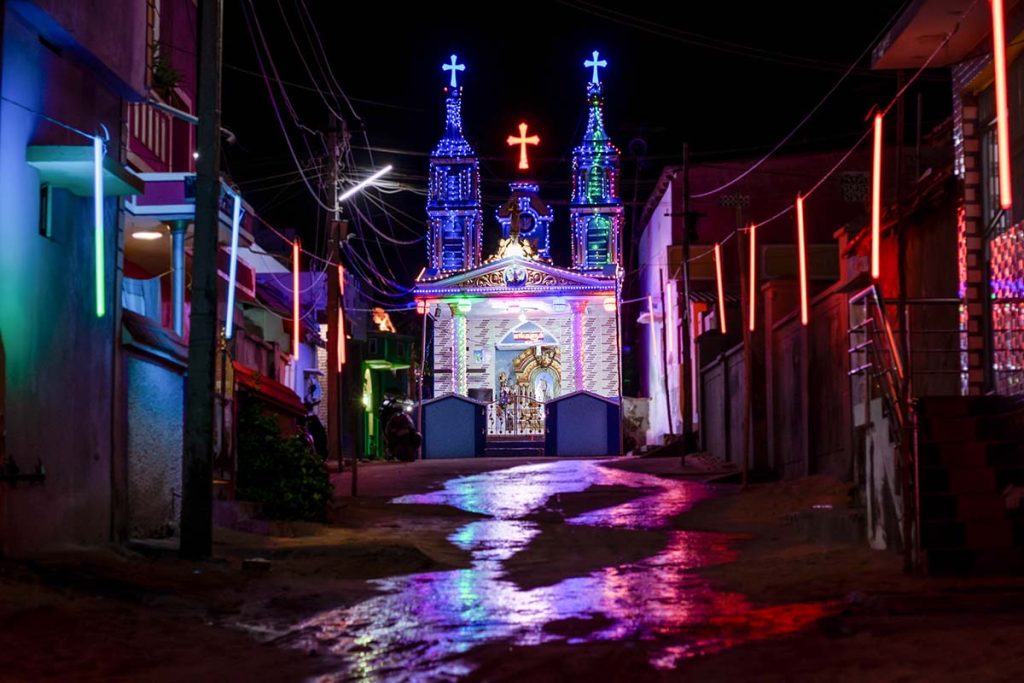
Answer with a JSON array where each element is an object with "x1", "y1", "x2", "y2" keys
[
  {"x1": 993, "y1": 0, "x2": 1013, "y2": 210},
  {"x1": 796, "y1": 193, "x2": 809, "y2": 326},
  {"x1": 872, "y1": 112, "x2": 883, "y2": 279},
  {"x1": 748, "y1": 224, "x2": 757, "y2": 332},
  {"x1": 715, "y1": 242, "x2": 727, "y2": 334}
]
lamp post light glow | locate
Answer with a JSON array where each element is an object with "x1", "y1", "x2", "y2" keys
[
  {"x1": 338, "y1": 165, "x2": 393, "y2": 203},
  {"x1": 94, "y1": 135, "x2": 105, "y2": 317},
  {"x1": 224, "y1": 192, "x2": 242, "y2": 339},
  {"x1": 796, "y1": 193, "x2": 809, "y2": 326},
  {"x1": 992, "y1": 0, "x2": 1013, "y2": 210},
  {"x1": 872, "y1": 112, "x2": 883, "y2": 279}
]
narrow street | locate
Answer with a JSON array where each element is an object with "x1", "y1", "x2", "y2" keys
[
  {"x1": 277, "y1": 459, "x2": 830, "y2": 679},
  {"x1": 3, "y1": 457, "x2": 1024, "y2": 681}
]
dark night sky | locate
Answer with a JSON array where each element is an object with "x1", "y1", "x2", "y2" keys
[{"x1": 219, "y1": 0, "x2": 947, "y2": 291}]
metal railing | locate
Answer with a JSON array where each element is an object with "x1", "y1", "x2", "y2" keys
[
  {"x1": 487, "y1": 394, "x2": 545, "y2": 436},
  {"x1": 848, "y1": 284, "x2": 917, "y2": 570},
  {"x1": 849, "y1": 285, "x2": 907, "y2": 443}
]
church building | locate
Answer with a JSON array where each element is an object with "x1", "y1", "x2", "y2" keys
[{"x1": 415, "y1": 53, "x2": 623, "y2": 441}]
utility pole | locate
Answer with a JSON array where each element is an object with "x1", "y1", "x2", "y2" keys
[
  {"x1": 326, "y1": 126, "x2": 343, "y2": 474},
  {"x1": 181, "y1": 0, "x2": 223, "y2": 560},
  {"x1": 895, "y1": 70, "x2": 915, "y2": 573},
  {"x1": 679, "y1": 144, "x2": 695, "y2": 459},
  {"x1": 340, "y1": 219, "x2": 357, "y2": 498}
]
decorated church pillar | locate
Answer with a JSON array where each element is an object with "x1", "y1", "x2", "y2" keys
[
  {"x1": 450, "y1": 303, "x2": 468, "y2": 396},
  {"x1": 570, "y1": 300, "x2": 588, "y2": 392}
]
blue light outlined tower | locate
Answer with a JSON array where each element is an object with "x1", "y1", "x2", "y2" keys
[
  {"x1": 427, "y1": 54, "x2": 483, "y2": 275},
  {"x1": 570, "y1": 51, "x2": 623, "y2": 272}
]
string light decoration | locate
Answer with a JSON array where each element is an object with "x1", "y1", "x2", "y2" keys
[
  {"x1": 496, "y1": 182, "x2": 554, "y2": 262},
  {"x1": 992, "y1": 0, "x2": 1013, "y2": 210},
  {"x1": 570, "y1": 52, "x2": 623, "y2": 272},
  {"x1": 426, "y1": 55, "x2": 483, "y2": 276},
  {"x1": 796, "y1": 193, "x2": 809, "y2": 326}
]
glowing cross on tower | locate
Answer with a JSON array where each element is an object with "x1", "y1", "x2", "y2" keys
[
  {"x1": 507, "y1": 122, "x2": 540, "y2": 171},
  {"x1": 442, "y1": 54, "x2": 465, "y2": 88},
  {"x1": 584, "y1": 50, "x2": 607, "y2": 84}
]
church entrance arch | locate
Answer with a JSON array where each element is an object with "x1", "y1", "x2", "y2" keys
[{"x1": 489, "y1": 321, "x2": 562, "y2": 436}]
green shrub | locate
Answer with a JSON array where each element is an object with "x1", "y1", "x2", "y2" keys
[{"x1": 236, "y1": 403, "x2": 333, "y2": 522}]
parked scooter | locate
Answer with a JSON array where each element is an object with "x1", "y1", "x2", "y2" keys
[{"x1": 380, "y1": 395, "x2": 421, "y2": 461}]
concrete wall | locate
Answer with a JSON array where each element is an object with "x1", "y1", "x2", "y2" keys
[
  {"x1": 582, "y1": 310, "x2": 620, "y2": 397},
  {"x1": 0, "y1": 5, "x2": 135, "y2": 553},
  {"x1": 432, "y1": 315, "x2": 454, "y2": 395},
  {"x1": 765, "y1": 285, "x2": 852, "y2": 480},
  {"x1": 30, "y1": 0, "x2": 147, "y2": 96},
  {"x1": 699, "y1": 345, "x2": 746, "y2": 465},
  {"x1": 465, "y1": 313, "x2": 573, "y2": 397},
  {"x1": 125, "y1": 353, "x2": 183, "y2": 538},
  {"x1": 637, "y1": 186, "x2": 682, "y2": 444}
]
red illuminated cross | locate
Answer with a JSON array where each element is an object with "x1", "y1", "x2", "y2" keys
[{"x1": 506, "y1": 122, "x2": 540, "y2": 170}]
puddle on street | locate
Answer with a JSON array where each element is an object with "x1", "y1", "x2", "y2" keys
[{"x1": 271, "y1": 461, "x2": 831, "y2": 681}]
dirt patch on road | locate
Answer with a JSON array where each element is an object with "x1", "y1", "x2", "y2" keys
[{"x1": 502, "y1": 523, "x2": 670, "y2": 589}]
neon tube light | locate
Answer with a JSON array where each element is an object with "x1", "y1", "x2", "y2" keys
[
  {"x1": 337, "y1": 264, "x2": 346, "y2": 371},
  {"x1": 506, "y1": 122, "x2": 540, "y2": 170},
  {"x1": 796, "y1": 193, "x2": 809, "y2": 326},
  {"x1": 992, "y1": 0, "x2": 1013, "y2": 210},
  {"x1": 292, "y1": 240, "x2": 300, "y2": 359},
  {"x1": 338, "y1": 165, "x2": 393, "y2": 202},
  {"x1": 872, "y1": 112, "x2": 883, "y2": 279},
  {"x1": 93, "y1": 136, "x2": 105, "y2": 317},
  {"x1": 224, "y1": 192, "x2": 242, "y2": 339},
  {"x1": 714, "y1": 242, "x2": 727, "y2": 334},
  {"x1": 748, "y1": 224, "x2": 757, "y2": 332},
  {"x1": 646, "y1": 294, "x2": 658, "y2": 375}
]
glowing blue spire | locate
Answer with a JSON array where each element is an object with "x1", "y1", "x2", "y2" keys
[
  {"x1": 442, "y1": 54, "x2": 465, "y2": 88},
  {"x1": 571, "y1": 52, "x2": 622, "y2": 271},
  {"x1": 427, "y1": 54, "x2": 481, "y2": 274},
  {"x1": 433, "y1": 85, "x2": 473, "y2": 157}
]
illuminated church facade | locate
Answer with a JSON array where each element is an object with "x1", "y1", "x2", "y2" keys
[{"x1": 415, "y1": 53, "x2": 623, "y2": 438}]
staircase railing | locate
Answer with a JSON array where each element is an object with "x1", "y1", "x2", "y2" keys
[{"x1": 848, "y1": 284, "x2": 918, "y2": 570}]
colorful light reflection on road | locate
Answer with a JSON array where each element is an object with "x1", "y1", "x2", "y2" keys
[{"x1": 279, "y1": 461, "x2": 831, "y2": 680}]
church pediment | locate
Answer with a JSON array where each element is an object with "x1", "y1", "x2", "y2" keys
[{"x1": 415, "y1": 257, "x2": 614, "y2": 295}]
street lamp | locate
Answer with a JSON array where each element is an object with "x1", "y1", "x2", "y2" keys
[{"x1": 338, "y1": 165, "x2": 393, "y2": 203}]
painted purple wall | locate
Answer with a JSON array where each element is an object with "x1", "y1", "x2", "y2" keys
[{"x1": 29, "y1": 0, "x2": 146, "y2": 96}]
